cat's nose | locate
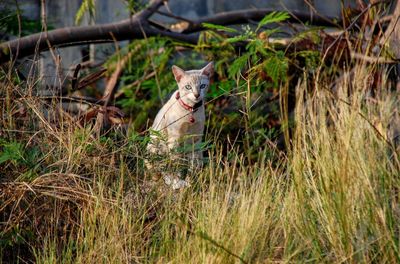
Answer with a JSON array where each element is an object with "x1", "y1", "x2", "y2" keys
[{"x1": 194, "y1": 93, "x2": 200, "y2": 98}]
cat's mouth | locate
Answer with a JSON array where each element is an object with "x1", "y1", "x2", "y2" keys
[
  {"x1": 191, "y1": 97, "x2": 202, "y2": 104},
  {"x1": 181, "y1": 94, "x2": 201, "y2": 105}
]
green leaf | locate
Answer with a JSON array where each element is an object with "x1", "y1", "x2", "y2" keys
[
  {"x1": 228, "y1": 53, "x2": 250, "y2": 78},
  {"x1": 0, "y1": 140, "x2": 25, "y2": 165},
  {"x1": 75, "y1": 0, "x2": 96, "y2": 25},
  {"x1": 261, "y1": 28, "x2": 282, "y2": 37},
  {"x1": 297, "y1": 50, "x2": 321, "y2": 70},
  {"x1": 263, "y1": 51, "x2": 288, "y2": 87},
  {"x1": 202, "y1": 23, "x2": 238, "y2": 33},
  {"x1": 246, "y1": 39, "x2": 268, "y2": 56},
  {"x1": 257, "y1": 11, "x2": 290, "y2": 31},
  {"x1": 225, "y1": 35, "x2": 248, "y2": 43}
]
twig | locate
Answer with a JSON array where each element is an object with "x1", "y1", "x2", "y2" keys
[
  {"x1": 195, "y1": 230, "x2": 248, "y2": 264},
  {"x1": 40, "y1": 0, "x2": 64, "y2": 85},
  {"x1": 350, "y1": 52, "x2": 398, "y2": 64},
  {"x1": 71, "y1": 63, "x2": 81, "y2": 91},
  {"x1": 115, "y1": 71, "x2": 156, "y2": 98},
  {"x1": 92, "y1": 34, "x2": 134, "y2": 135},
  {"x1": 147, "y1": 19, "x2": 170, "y2": 31},
  {"x1": 75, "y1": 68, "x2": 107, "y2": 91},
  {"x1": 322, "y1": 86, "x2": 398, "y2": 155},
  {"x1": 316, "y1": 2, "x2": 380, "y2": 83},
  {"x1": 41, "y1": 95, "x2": 104, "y2": 105}
]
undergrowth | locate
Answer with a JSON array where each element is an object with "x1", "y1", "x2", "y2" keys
[
  {"x1": 1, "y1": 60, "x2": 399, "y2": 263},
  {"x1": 1, "y1": 7, "x2": 400, "y2": 264}
]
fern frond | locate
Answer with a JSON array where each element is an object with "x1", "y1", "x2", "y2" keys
[
  {"x1": 202, "y1": 23, "x2": 238, "y2": 33},
  {"x1": 263, "y1": 51, "x2": 288, "y2": 87},
  {"x1": 225, "y1": 35, "x2": 248, "y2": 43},
  {"x1": 228, "y1": 53, "x2": 250, "y2": 78},
  {"x1": 75, "y1": 0, "x2": 96, "y2": 25},
  {"x1": 256, "y1": 11, "x2": 290, "y2": 31}
]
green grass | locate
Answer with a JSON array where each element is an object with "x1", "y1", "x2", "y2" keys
[{"x1": 1, "y1": 62, "x2": 400, "y2": 263}]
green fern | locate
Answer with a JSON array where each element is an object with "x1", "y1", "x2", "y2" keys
[
  {"x1": 225, "y1": 35, "x2": 249, "y2": 44},
  {"x1": 263, "y1": 51, "x2": 288, "y2": 87},
  {"x1": 75, "y1": 0, "x2": 96, "y2": 25},
  {"x1": 202, "y1": 23, "x2": 238, "y2": 33},
  {"x1": 256, "y1": 11, "x2": 290, "y2": 32},
  {"x1": 228, "y1": 53, "x2": 250, "y2": 78},
  {"x1": 0, "y1": 139, "x2": 25, "y2": 165}
]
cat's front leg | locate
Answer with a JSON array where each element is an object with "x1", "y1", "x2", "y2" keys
[
  {"x1": 187, "y1": 146, "x2": 203, "y2": 174},
  {"x1": 163, "y1": 131, "x2": 190, "y2": 189},
  {"x1": 162, "y1": 172, "x2": 190, "y2": 190}
]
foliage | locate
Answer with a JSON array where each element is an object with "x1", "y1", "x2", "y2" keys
[
  {"x1": 112, "y1": 37, "x2": 176, "y2": 130},
  {"x1": 1, "y1": 5, "x2": 399, "y2": 264},
  {"x1": 199, "y1": 13, "x2": 292, "y2": 85},
  {"x1": 0, "y1": 8, "x2": 42, "y2": 39},
  {"x1": 256, "y1": 11, "x2": 290, "y2": 31},
  {"x1": 2, "y1": 62, "x2": 400, "y2": 263},
  {"x1": 75, "y1": 0, "x2": 96, "y2": 25},
  {"x1": 202, "y1": 23, "x2": 238, "y2": 33},
  {"x1": 0, "y1": 139, "x2": 25, "y2": 165},
  {"x1": 123, "y1": 0, "x2": 146, "y2": 14},
  {"x1": 194, "y1": 12, "x2": 299, "y2": 155},
  {"x1": 0, "y1": 138, "x2": 42, "y2": 181}
]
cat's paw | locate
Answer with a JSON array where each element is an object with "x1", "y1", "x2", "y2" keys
[
  {"x1": 163, "y1": 174, "x2": 190, "y2": 190},
  {"x1": 171, "y1": 179, "x2": 190, "y2": 190}
]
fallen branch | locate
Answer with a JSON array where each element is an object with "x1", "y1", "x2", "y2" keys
[
  {"x1": 92, "y1": 47, "x2": 134, "y2": 135},
  {"x1": 0, "y1": 0, "x2": 166, "y2": 64},
  {"x1": 0, "y1": 1, "x2": 348, "y2": 64},
  {"x1": 71, "y1": 64, "x2": 81, "y2": 91},
  {"x1": 178, "y1": 8, "x2": 339, "y2": 34},
  {"x1": 74, "y1": 68, "x2": 107, "y2": 91}
]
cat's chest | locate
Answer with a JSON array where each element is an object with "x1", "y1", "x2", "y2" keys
[
  {"x1": 164, "y1": 102, "x2": 204, "y2": 133},
  {"x1": 177, "y1": 117, "x2": 202, "y2": 134},
  {"x1": 174, "y1": 109, "x2": 204, "y2": 131}
]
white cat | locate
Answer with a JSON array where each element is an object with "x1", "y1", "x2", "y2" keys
[{"x1": 146, "y1": 62, "x2": 213, "y2": 189}]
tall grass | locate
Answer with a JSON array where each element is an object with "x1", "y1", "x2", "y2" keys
[{"x1": 1, "y1": 63, "x2": 399, "y2": 263}]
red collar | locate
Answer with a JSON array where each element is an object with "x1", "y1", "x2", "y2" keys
[{"x1": 175, "y1": 92, "x2": 202, "y2": 112}]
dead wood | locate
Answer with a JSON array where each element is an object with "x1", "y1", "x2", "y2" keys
[
  {"x1": 0, "y1": 0, "x2": 349, "y2": 65},
  {"x1": 0, "y1": 0, "x2": 166, "y2": 64}
]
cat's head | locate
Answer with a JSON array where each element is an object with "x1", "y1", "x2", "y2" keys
[{"x1": 172, "y1": 62, "x2": 213, "y2": 106}]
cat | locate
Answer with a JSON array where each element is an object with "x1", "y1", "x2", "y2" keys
[{"x1": 146, "y1": 62, "x2": 213, "y2": 189}]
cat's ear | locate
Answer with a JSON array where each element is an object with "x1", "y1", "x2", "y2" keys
[
  {"x1": 172, "y1": 65, "x2": 185, "y2": 83},
  {"x1": 201, "y1": 62, "x2": 214, "y2": 78}
]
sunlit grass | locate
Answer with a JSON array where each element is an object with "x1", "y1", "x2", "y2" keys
[{"x1": 1, "y1": 64, "x2": 400, "y2": 263}]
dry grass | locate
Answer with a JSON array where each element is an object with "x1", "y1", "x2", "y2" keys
[{"x1": 1, "y1": 62, "x2": 399, "y2": 263}]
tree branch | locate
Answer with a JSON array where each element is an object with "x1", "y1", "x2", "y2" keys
[
  {"x1": 0, "y1": 0, "x2": 165, "y2": 64},
  {"x1": 179, "y1": 8, "x2": 339, "y2": 34},
  {"x1": 1, "y1": 3, "x2": 384, "y2": 65}
]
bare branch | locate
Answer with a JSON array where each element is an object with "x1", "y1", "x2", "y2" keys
[
  {"x1": 180, "y1": 8, "x2": 339, "y2": 34},
  {"x1": 0, "y1": 0, "x2": 165, "y2": 64},
  {"x1": 0, "y1": 1, "x2": 391, "y2": 65}
]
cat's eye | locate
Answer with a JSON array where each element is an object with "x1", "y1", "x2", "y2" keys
[
  {"x1": 184, "y1": 85, "x2": 192, "y2": 90},
  {"x1": 200, "y1": 84, "x2": 207, "y2": 89}
]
